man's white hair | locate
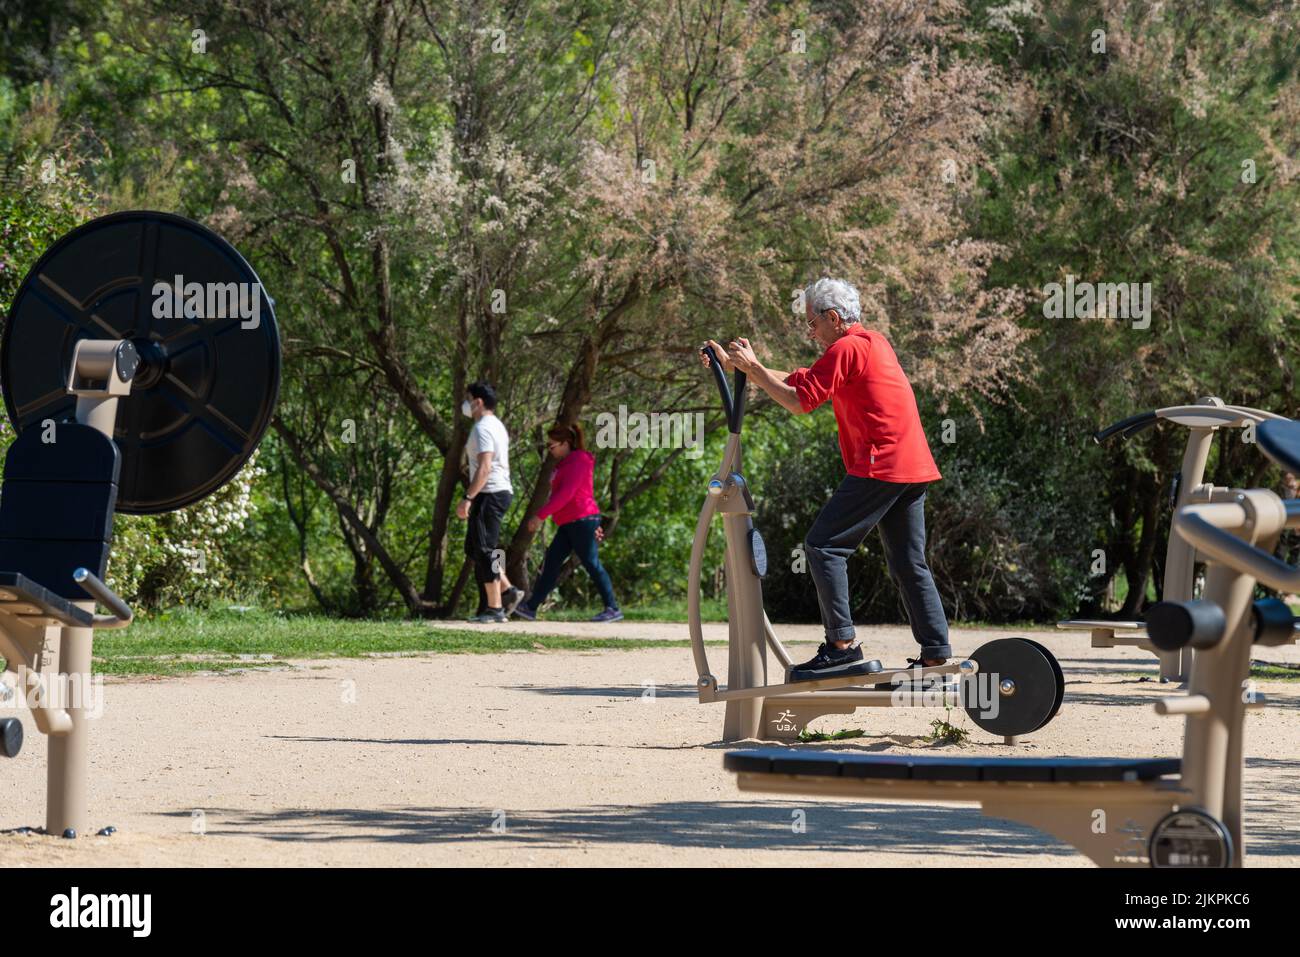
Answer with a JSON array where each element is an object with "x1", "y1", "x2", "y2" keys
[{"x1": 803, "y1": 277, "x2": 861, "y2": 323}]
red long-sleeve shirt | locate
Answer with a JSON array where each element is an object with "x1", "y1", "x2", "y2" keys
[
  {"x1": 784, "y1": 325, "x2": 941, "y2": 483},
  {"x1": 536, "y1": 449, "x2": 602, "y2": 525}
]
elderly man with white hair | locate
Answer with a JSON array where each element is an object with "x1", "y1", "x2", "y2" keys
[{"x1": 702, "y1": 277, "x2": 950, "y2": 684}]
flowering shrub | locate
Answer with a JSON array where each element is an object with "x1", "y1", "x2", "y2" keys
[{"x1": 107, "y1": 456, "x2": 265, "y2": 609}]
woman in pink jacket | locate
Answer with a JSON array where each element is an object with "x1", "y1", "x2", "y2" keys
[{"x1": 512, "y1": 422, "x2": 622, "y2": 622}]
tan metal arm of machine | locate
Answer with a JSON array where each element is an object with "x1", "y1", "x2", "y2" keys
[{"x1": 72, "y1": 568, "x2": 133, "y2": 629}]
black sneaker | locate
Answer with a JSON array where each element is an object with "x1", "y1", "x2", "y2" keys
[
  {"x1": 873, "y1": 657, "x2": 949, "y2": 691},
  {"x1": 502, "y1": 587, "x2": 526, "y2": 615},
  {"x1": 789, "y1": 642, "x2": 883, "y2": 682},
  {"x1": 468, "y1": 608, "x2": 507, "y2": 623}
]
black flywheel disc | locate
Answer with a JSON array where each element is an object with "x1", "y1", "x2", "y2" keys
[
  {"x1": 964, "y1": 637, "x2": 1064, "y2": 737},
  {"x1": 3, "y1": 211, "x2": 280, "y2": 513}
]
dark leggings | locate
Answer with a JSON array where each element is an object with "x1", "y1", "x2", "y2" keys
[{"x1": 524, "y1": 515, "x2": 618, "y2": 611}]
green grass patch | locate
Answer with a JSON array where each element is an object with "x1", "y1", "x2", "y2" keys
[
  {"x1": 925, "y1": 711, "x2": 970, "y2": 745},
  {"x1": 1119, "y1": 662, "x2": 1300, "y2": 683},
  {"x1": 1250, "y1": 661, "x2": 1300, "y2": 682},
  {"x1": 535, "y1": 596, "x2": 729, "y2": 622},
  {"x1": 796, "y1": 727, "x2": 866, "y2": 742},
  {"x1": 6, "y1": 602, "x2": 1164, "y2": 678},
  {"x1": 76, "y1": 607, "x2": 704, "y2": 676},
  {"x1": 98, "y1": 657, "x2": 284, "y2": 678}
]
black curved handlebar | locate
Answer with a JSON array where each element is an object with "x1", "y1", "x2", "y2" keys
[
  {"x1": 702, "y1": 345, "x2": 732, "y2": 419},
  {"x1": 1093, "y1": 410, "x2": 1158, "y2": 444},
  {"x1": 732, "y1": 368, "x2": 748, "y2": 432},
  {"x1": 701, "y1": 344, "x2": 748, "y2": 434}
]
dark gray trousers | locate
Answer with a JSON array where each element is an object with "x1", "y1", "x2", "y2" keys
[{"x1": 804, "y1": 476, "x2": 951, "y2": 658}]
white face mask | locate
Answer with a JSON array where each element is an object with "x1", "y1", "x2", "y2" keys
[{"x1": 461, "y1": 399, "x2": 474, "y2": 417}]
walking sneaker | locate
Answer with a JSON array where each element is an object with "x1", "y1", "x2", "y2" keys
[
  {"x1": 873, "y1": 657, "x2": 949, "y2": 691},
  {"x1": 591, "y1": 606, "x2": 623, "y2": 623},
  {"x1": 468, "y1": 608, "x2": 507, "y2": 623},
  {"x1": 502, "y1": 587, "x2": 526, "y2": 615},
  {"x1": 789, "y1": 642, "x2": 883, "y2": 682},
  {"x1": 511, "y1": 603, "x2": 537, "y2": 621}
]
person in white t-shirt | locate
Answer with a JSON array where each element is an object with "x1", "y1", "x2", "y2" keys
[{"x1": 456, "y1": 382, "x2": 524, "y2": 622}]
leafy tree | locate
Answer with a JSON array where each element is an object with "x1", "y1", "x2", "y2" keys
[{"x1": 971, "y1": 0, "x2": 1300, "y2": 615}]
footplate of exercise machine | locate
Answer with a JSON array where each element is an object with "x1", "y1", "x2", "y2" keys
[{"x1": 699, "y1": 659, "x2": 976, "y2": 704}]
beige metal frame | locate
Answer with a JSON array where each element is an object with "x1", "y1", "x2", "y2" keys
[
  {"x1": 1058, "y1": 396, "x2": 1291, "y2": 683},
  {"x1": 0, "y1": 340, "x2": 135, "y2": 836},
  {"x1": 688, "y1": 432, "x2": 996, "y2": 742},
  {"x1": 735, "y1": 488, "x2": 1299, "y2": 867}
]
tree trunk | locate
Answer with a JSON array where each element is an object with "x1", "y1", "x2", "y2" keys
[
  {"x1": 274, "y1": 418, "x2": 435, "y2": 615},
  {"x1": 422, "y1": 298, "x2": 471, "y2": 610},
  {"x1": 1119, "y1": 481, "x2": 1162, "y2": 617},
  {"x1": 338, "y1": 508, "x2": 379, "y2": 616}
]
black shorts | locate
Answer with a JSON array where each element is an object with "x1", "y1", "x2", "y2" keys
[{"x1": 465, "y1": 490, "x2": 513, "y2": 583}]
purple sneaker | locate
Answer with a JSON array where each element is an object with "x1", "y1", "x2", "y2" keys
[
  {"x1": 512, "y1": 603, "x2": 537, "y2": 621},
  {"x1": 590, "y1": 607, "x2": 623, "y2": 623}
]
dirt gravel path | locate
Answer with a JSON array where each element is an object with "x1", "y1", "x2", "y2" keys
[{"x1": 2, "y1": 621, "x2": 1297, "y2": 867}]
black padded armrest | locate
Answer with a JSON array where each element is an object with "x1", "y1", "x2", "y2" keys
[
  {"x1": 725, "y1": 749, "x2": 1181, "y2": 783},
  {"x1": 0, "y1": 572, "x2": 94, "y2": 627}
]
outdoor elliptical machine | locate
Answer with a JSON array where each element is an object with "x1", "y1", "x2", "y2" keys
[
  {"x1": 1058, "y1": 398, "x2": 1294, "y2": 683},
  {"x1": 724, "y1": 417, "x2": 1300, "y2": 868},
  {"x1": 688, "y1": 345, "x2": 1065, "y2": 744},
  {"x1": 0, "y1": 211, "x2": 280, "y2": 838}
]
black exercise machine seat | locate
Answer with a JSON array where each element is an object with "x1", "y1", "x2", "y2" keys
[
  {"x1": 725, "y1": 749, "x2": 1181, "y2": 783},
  {"x1": 1258, "y1": 419, "x2": 1300, "y2": 473},
  {"x1": 0, "y1": 422, "x2": 120, "y2": 625}
]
